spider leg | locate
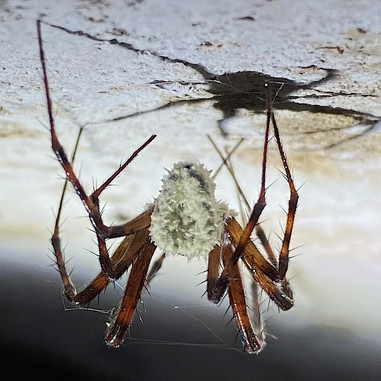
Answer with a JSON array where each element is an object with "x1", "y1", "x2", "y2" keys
[
  {"x1": 209, "y1": 217, "x2": 279, "y2": 304},
  {"x1": 89, "y1": 139, "x2": 155, "y2": 276},
  {"x1": 210, "y1": 97, "x2": 272, "y2": 299},
  {"x1": 255, "y1": 224, "x2": 277, "y2": 267},
  {"x1": 255, "y1": 224, "x2": 293, "y2": 306},
  {"x1": 50, "y1": 126, "x2": 85, "y2": 302},
  {"x1": 222, "y1": 219, "x2": 293, "y2": 310},
  {"x1": 250, "y1": 281, "x2": 266, "y2": 346},
  {"x1": 208, "y1": 136, "x2": 281, "y2": 277},
  {"x1": 270, "y1": 112, "x2": 299, "y2": 279},
  {"x1": 222, "y1": 245, "x2": 262, "y2": 354},
  {"x1": 104, "y1": 235, "x2": 156, "y2": 347},
  {"x1": 209, "y1": 139, "x2": 268, "y2": 345},
  {"x1": 230, "y1": 95, "x2": 271, "y2": 263},
  {"x1": 227, "y1": 218, "x2": 278, "y2": 280},
  {"x1": 145, "y1": 252, "x2": 166, "y2": 288},
  {"x1": 72, "y1": 236, "x2": 133, "y2": 306},
  {"x1": 105, "y1": 206, "x2": 153, "y2": 239},
  {"x1": 51, "y1": 226, "x2": 77, "y2": 302},
  {"x1": 206, "y1": 245, "x2": 222, "y2": 302},
  {"x1": 209, "y1": 138, "x2": 275, "y2": 270},
  {"x1": 209, "y1": 84, "x2": 296, "y2": 312},
  {"x1": 74, "y1": 228, "x2": 149, "y2": 305},
  {"x1": 37, "y1": 20, "x2": 156, "y2": 280},
  {"x1": 242, "y1": 258, "x2": 293, "y2": 311}
]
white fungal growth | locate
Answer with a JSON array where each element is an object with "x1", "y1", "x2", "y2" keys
[{"x1": 149, "y1": 162, "x2": 234, "y2": 258}]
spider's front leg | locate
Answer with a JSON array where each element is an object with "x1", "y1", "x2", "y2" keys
[
  {"x1": 270, "y1": 112, "x2": 299, "y2": 280},
  {"x1": 209, "y1": 84, "x2": 298, "y2": 312},
  {"x1": 206, "y1": 244, "x2": 264, "y2": 353},
  {"x1": 222, "y1": 245, "x2": 263, "y2": 353},
  {"x1": 105, "y1": 235, "x2": 157, "y2": 347},
  {"x1": 37, "y1": 19, "x2": 156, "y2": 282},
  {"x1": 49, "y1": 125, "x2": 155, "y2": 281},
  {"x1": 208, "y1": 94, "x2": 273, "y2": 304},
  {"x1": 73, "y1": 227, "x2": 151, "y2": 306}
]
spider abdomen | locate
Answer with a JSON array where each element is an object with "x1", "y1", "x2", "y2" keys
[{"x1": 150, "y1": 162, "x2": 233, "y2": 258}]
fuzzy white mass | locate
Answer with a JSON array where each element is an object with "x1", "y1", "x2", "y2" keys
[{"x1": 150, "y1": 162, "x2": 234, "y2": 258}]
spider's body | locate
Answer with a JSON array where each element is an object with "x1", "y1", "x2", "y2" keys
[
  {"x1": 38, "y1": 19, "x2": 298, "y2": 354},
  {"x1": 150, "y1": 162, "x2": 233, "y2": 258}
]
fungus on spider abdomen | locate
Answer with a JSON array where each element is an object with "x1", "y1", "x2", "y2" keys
[{"x1": 150, "y1": 162, "x2": 233, "y2": 258}]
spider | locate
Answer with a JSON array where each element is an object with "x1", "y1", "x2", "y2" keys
[{"x1": 37, "y1": 19, "x2": 298, "y2": 354}]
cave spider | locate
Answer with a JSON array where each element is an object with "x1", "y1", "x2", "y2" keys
[{"x1": 37, "y1": 19, "x2": 298, "y2": 354}]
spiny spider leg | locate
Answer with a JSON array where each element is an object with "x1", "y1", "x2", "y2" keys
[
  {"x1": 208, "y1": 84, "x2": 296, "y2": 312},
  {"x1": 254, "y1": 224, "x2": 293, "y2": 302},
  {"x1": 215, "y1": 147, "x2": 278, "y2": 269},
  {"x1": 212, "y1": 142, "x2": 288, "y2": 328},
  {"x1": 74, "y1": 236, "x2": 134, "y2": 305},
  {"x1": 74, "y1": 229, "x2": 149, "y2": 306},
  {"x1": 255, "y1": 225, "x2": 277, "y2": 267},
  {"x1": 230, "y1": 94, "x2": 271, "y2": 263},
  {"x1": 228, "y1": 210, "x2": 293, "y2": 308},
  {"x1": 47, "y1": 118, "x2": 151, "y2": 306},
  {"x1": 145, "y1": 252, "x2": 166, "y2": 288},
  {"x1": 211, "y1": 141, "x2": 278, "y2": 268},
  {"x1": 222, "y1": 244, "x2": 261, "y2": 354},
  {"x1": 105, "y1": 235, "x2": 156, "y2": 347},
  {"x1": 226, "y1": 218, "x2": 278, "y2": 280},
  {"x1": 208, "y1": 142, "x2": 264, "y2": 339},
  {"x1": 270, "y1": 111, "x2": 299, "y2": 279},
  {"x1": 242, "y1": 258, "x2": 292, "y2": 310},
  {"x1": 208, "y1": 138, "x2": 279, "y2": 272},
  {"x1": 49, "y1": 124, "x2": 149, "y2": 305},
  {"x1": 50, "y1": 127, "x2": 85, "y2": 301},
  {"x1": 250, "y1": 281, "x2": 265, "y2": 345},
  {"x1": 206, "y1": 245, "x2": 222, "y2": 301},
  {"x1": 208, "y1": 104, "x2": 272, "y2": 301},
  {"x1": 37, "y1": 20, "x2": 156, "y2": 280},
  {"x1": 207, "y1": 139, "x2": 289, "y2": 350}
]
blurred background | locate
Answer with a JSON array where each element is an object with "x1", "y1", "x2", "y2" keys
[{"x1": 1, "y1": 0, "x2": 380, "y2": 380}]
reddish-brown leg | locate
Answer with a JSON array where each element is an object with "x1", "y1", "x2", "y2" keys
[
  {"x1": 37, "y1": 19, "x2": 156, "y2": 282},
  {"x1": 206, "y1": 245, "x2": 222, "y2": 302},
  {"x1": 270, "y1": 111, "x2": 299, "y2": 279},
  {"x1": 145, "y1": 252, "x2": 166, "y2": 287},
  {"x1": 105, "y1": 237, "x2": 157, "y2": 347},
  {"x1": 229, "y1": 220, "x2": 293, "y2": 310},
  {"x1": 209, "y1": 84, "x2": 298, "y2": 313},
  {"x1": 222, "y1": 245, "x2": 262, "y2": 353},
  {"x1": 255, "y1": 224, "x2": 277, "y2": 267},
  {"x1": 38, "y1": 16, "x2": 162, "y2": 349},
  {"x1": 209, "y1": 98, "x2": 271, "y2": 301},
  {"x1": 250, "y1": 281, "x2": 265, "y2": 346},
  {"x1": 208, "y1": 136, "x2": 278, "y2": 270},
  {"x1": 242, "y1": 258, "x2": 293, "y2": 311},
  {"x1": 255, "y1": 224, "x2": 293, "y2": 306},
  {"x1": 74, "y1": 228, "x2": 150, "y2": 305}
]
